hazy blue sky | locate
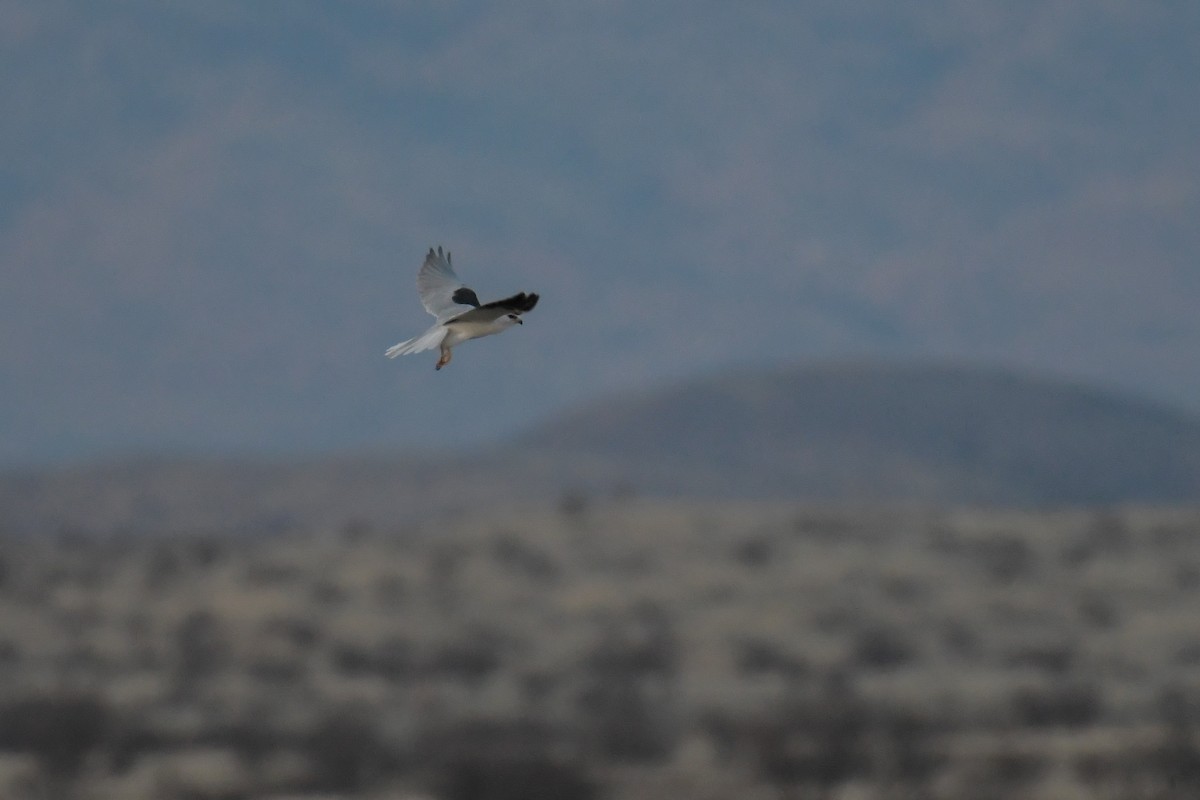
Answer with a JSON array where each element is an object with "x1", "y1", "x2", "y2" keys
[{"x1": 2, "y1": 1, "x2": 1198, "y2": 465}]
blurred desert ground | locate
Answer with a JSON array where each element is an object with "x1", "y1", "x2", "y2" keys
[{"x1": 1, "y1": 499, "x2": 1198, "y2": 799}]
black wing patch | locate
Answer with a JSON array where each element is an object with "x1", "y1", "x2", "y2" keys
[
  {"x1": 451, "y1": 287, "x2": 481, "y2": 307},
  {"x1": 480, "y1": 292, "x2": 539, "y2": 313}
]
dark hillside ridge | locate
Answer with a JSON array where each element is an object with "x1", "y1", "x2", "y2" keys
[
  {"x1": 518, "y1": 362, "x2": 1200, "y2": 505},
  {"x1": 2, "y1": 362, "x2": 1197, "y2": 535}
]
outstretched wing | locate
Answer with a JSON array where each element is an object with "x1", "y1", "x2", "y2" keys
[
  {"x1": 416, "y1": 246, "x2": 482, "y2": 323},
  {"x1": 447, "y1": 292, "x2": 539, "y2": 323}
]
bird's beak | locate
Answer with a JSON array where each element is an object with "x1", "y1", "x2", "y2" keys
[{"x1": 516, "y1": 318, "x2": 523, "y2": 324}]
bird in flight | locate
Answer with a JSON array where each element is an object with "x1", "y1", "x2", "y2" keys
[{"x1": 385, "y1": 246, "x2": 539, "y2": 370}]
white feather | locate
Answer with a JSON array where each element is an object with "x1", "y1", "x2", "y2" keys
[
  {"x1": 417, "y1": 247, "x2": 474, "y2": 323},
  {"x1": 384, "y1": 324, "x2": 447, "y2": 358}
]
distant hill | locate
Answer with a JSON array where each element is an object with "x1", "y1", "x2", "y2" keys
[
  {"x1": 518, "y1": 362, "x2": 1200, "y2": 505},
  {"x1": 2, "y1": 363, "x2": 1197, "y2": 535}
]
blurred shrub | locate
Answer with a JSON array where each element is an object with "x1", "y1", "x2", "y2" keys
[
  {"x1": 215, "y1": 714, "x2": 282, "y2": 767},
  {"x1": 259, "y1": 615, "x2": 320, "y2": 650},
  {"x1": 373, "y1": 635, "x2": 417, "y2": 683},
  {"x1": 185, "y1": 536, "x2": 227, "y2": 569},
  {"x1": 873, "y1": 706, "x2": 947, "y2": 790},
  {"x1": 247, "y1": 652, "x2": 305, "y2": 685},
  {"x1": 704, "y1": 686, "x2": 946, "y2": 794},
  {"x1": 731, "y1": 535, "x2": 773, "y2": 568},
  {"x1": 424, "y1": 718, "x2": 595, "y2": 800},
  {"x1": 107, "y1": 717, "x2": 173, "y2": 774},
  {"x1": 329, "y1": 640, "x2": 373, "y2": 677},
  {"x1": 0, "y1": 691, "x2": 110, "y2": 776},
  {"x1": 248, "y1": 618, "x2": 317, "y2": 685},
  {"x1": 812, "y1": 604, "x2": 857, "y2": 636},
  {"x1": 939, "y1": 618, "x2": 981, "y2": 660},
  {"x1": 242, "y1": 558, "x2": 301, "y2": 587},
  {"x1": 438, "y1": 752, "x2": 596, "y2": 800},
  {"x1": 748, "y1": 676, "x2": 870, "y2": 790},
  {"x1": 339, "y1": 517, "x2": 373, "y2": 544},
  {"x1": 429, "y1": 542, "x2": 466, "y2": 609},
  {"x1": 972, "y1": 534, "x2": 1036, "y2": 584},
  {"x1": 1174, "y1": 638, "x2": 1200, "y2": 668},
  {"x1": 1060, "y1": 511, "x2": 1132, "y2": 568},
  {"x1": 793, "y1": 513, "x2": 859, "y2": 541},
  {"x1": 490, "y1": 532, "x2": 559, "y2": 582},
  {"x1": 428, "y1": 629, "x2": 504, "y2": 685},
  {"x1": 1077, "y1": 591, "x2": 1120, "y2": 629},
  {"x1": 334, "y1": 628, "x2": 499, "y2": 685},
  {"x1": 851, "y1": 624, "x2": 916, "y2": 671},
  {"x1": 0, "y1": 637, "x2": 21, "y2": 669},
  {"x1": 372, "y1": 572, "x2": 409, "y2": 609},
  {"x1": 148, "y1": 747, "x2": 248, "y2": 800},
  {"x1": 326, "y1": 635, "x2": 416, "y2": 682},
  {"x1": 1154, "y1": 685, "x2": 1200, "y2": 798},
  {"x1": 1083, "y1": 511, "x2": 1132, "y2": 556},
  {"x1": 174, "y1": 609, "x2": 231, "y2": 686},
  {"x1": 310, "y1": 579, "x2": 349, "y2": 606},
  {"x1": 576, "y1": 604, "x2": 680, "y2": 762},
  {"x1": 0, "y1": 753, "x2": 42, "y2": 800},
  {"x1": 141, "y1": 544, "x2": 183, "y2": 592},
  {"x1": 733, "y1": 636, "x2": 808, "y2": 679},
  {"x1": 1176, "y1": 561, "x2": 1200, "y2": 592},
  {"x1": 1003, "y1": 641, "x2": 1077, "y2": 676},
  {"x1": 558, "y1": 490, "x2": 589, "y2": 522},
  {"x1": 109, "y1": 703, "x2": 284, "y2": 775},
  {"x1": 518, "y1": 670, "x2": 559, "y2": 709},
  {"x1": 967, "y1": 747, "x2": 1046, "y2": 800},
  {"x1": 303, "y1": 705, "x2": 392, "y2": 793},
  {"x1": 1010, "y1": 681, "x2": 1103, "y2": 729},
  {"x1": 584, "y1": 601, "x2": 679, "y2": 680},
  {"x1": 882, "y1": 574, "x2": 926, "y2": 604},
  {"x1": 577, "y1": 675, "x2": 676, "y2": 763},
  {"x1": 56, "y1": 642, "x2": 107, "y2": 679}
]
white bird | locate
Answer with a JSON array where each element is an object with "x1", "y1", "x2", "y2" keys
[{"x1": 385, "y1": 246, "x2": 540, "y2": 370}]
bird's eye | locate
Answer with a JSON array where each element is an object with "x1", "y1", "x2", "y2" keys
[{"x1": 508, "y1": 314, "x2": 518, "y2": 320}]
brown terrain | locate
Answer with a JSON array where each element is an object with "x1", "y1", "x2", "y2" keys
[{"x1": 0, "y1": 499, "x2": 1198, "y2": 799}]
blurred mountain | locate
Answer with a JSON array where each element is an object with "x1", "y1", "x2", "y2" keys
[
  {"x1": 2, "y1": 362, "x2": 1197, "y2": 536},
  {"x1": 518, "y1": 362, "x2": 1200, "y2": 504}
]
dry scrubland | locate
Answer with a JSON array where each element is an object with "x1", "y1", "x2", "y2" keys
[{"x1": 0, "y1": 500, "x2": 1199, "y2": 799}]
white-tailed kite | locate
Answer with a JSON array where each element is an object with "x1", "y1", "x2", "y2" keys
[{"x1": 385, "y1": 246, "x2": 539, "y2": 370}]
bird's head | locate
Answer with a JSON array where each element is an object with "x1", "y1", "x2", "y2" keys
[{"x1": 506, "y1": 313, "x2": 523, "y2": 326}]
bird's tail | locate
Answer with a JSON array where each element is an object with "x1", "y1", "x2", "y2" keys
[{"x1": 385, "y1": 325, "x2": 447, "y2": 358}]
